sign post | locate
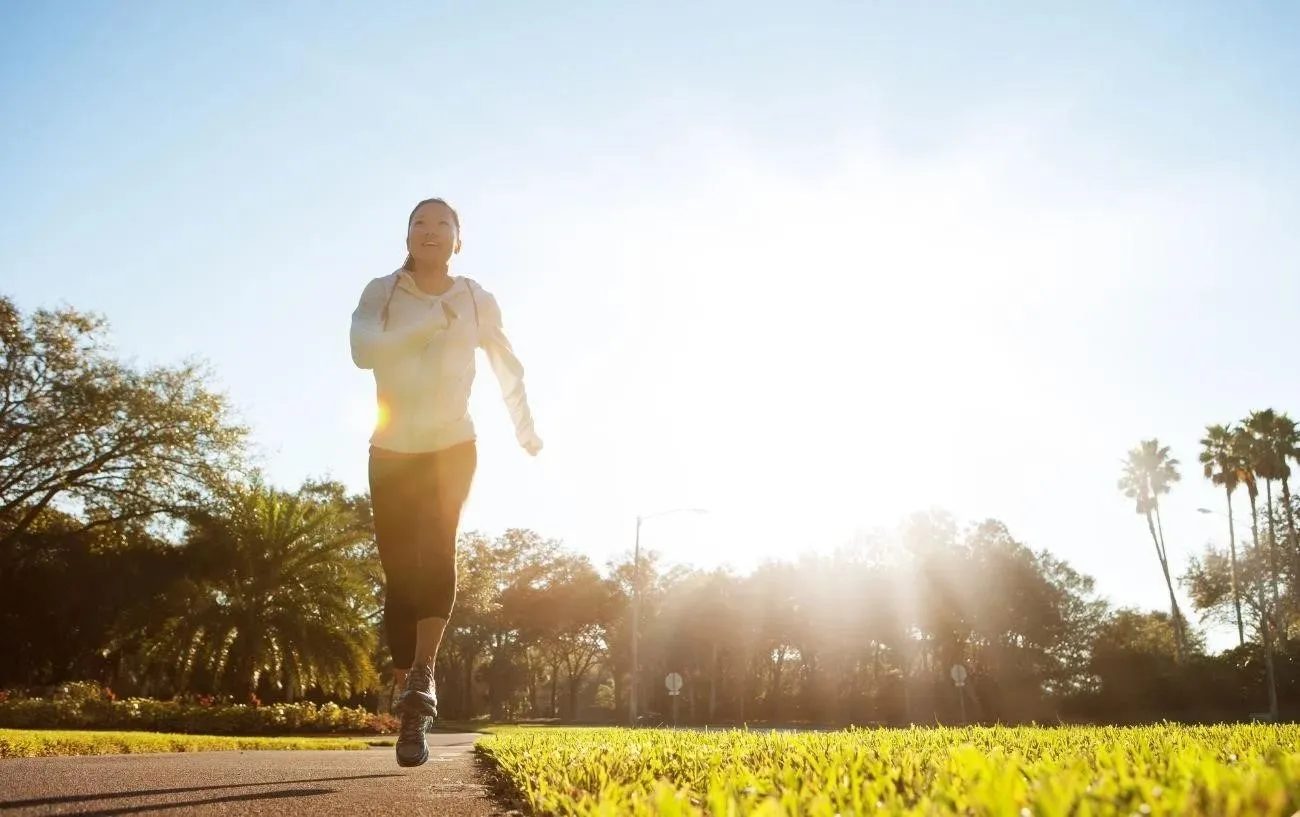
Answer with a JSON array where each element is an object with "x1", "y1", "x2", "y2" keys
[
  {"x1": 950, "y1": 664, "x2": 968, "y2": 724},
  {"x1": 665, "y1": 672, "x2": 683, "y2": 727}
]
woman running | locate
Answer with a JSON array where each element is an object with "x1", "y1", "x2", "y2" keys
[{"x1": 349, "y1": 197, "x2": 542, "y2": 767}]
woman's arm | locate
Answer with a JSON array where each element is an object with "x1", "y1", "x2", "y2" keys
[
  {"x1": 477, "y1": 287, "x2": 541, "y2": 454},
  {"x1": 349, "y1": 275, "x2": 450, "y2": 370}
]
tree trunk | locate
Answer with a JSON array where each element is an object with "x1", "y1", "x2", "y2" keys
[
  {"x1": 708, "y1": 641, "x2": 718, "y2": 723},
  {"x1": 462, "y1": 655, "x2": 475, "y2": 718},
  {"x1": 1251, "y1": 497, "x2": 1280, "y2": 719},
  {"x1": 566, "y1": 672, "x2": 581, "y2": 720},
  {"x1": 902, "y1": 648, "x2": 913, "y2": 725},
  {"x1": 229, "y1": 632, "x2": 260, "y2": 703},
  {"x1": 1226, "y1": 485, "x2": 1245, "y2": 646},
  {"x1": 738, "y1": 654, "x2": 749, "y2": 724},
  {"x1": 1284, "y1": 475, "x2": 1299, "y2": 553},
  {"x1": 1283, "y1": 475, "x2": 1299, "y2": 633},
  {"x1": 1266, "y1": 479, "x2": 1281, "y2": 618},
  {"x1": 1147, "y1": 507, "x2": 1185, "y2": 662},
  {"x1": 688, "y1": 671, "x2": 697, "y2": 724},
  {"x1": 770, "y1": 647, "x2": 787, "y2": 721}
]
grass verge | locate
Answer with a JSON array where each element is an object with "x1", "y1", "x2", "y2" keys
[
  {"x1": 425, "y1": 719, "x2": 504, "y2": 734},
  {"x1": 0, "y1": 728, "x2": 371, "y2": 759},
  {"x1": 427, "y1": 719, "x2": 560, "y2": 734},
  {"x1": 477, "y1": 723, "x2": 1300, "y2": 815}
]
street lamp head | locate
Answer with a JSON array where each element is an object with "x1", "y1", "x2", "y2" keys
[
  {"x1": 641, "y1": 507, "x2": 710, "y2": 523},
  {"x1": 1196, "y1": 508, "x2": 1214, "y2": 515}
]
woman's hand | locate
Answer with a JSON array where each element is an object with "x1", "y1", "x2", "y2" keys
[{"x1": 519, "y1": 429, "x2": 543, "y2": 457}]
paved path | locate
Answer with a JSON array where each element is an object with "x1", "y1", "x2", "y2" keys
[{"x1": 0, "y1": 733, "x2": 515, "y2": 816}]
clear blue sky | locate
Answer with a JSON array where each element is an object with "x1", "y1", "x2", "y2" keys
[{"x1": 4, "y1": 0, "x2": 1300, "y2": 651}]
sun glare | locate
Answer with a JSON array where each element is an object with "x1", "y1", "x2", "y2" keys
[
  {"x1": 557, "y1": 141, "x2": 1068, "y2": 567},
  {"x1": 344, "y1": 393, "x2": 385, "y2": 439}
]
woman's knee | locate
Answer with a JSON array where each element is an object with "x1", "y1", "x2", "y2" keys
[
  {"x1": 418, "y1": 547, "x2": 457, "y2": 620},
  {"x1": 385, "y1": 567, "x2": 422, "y2": 611}
]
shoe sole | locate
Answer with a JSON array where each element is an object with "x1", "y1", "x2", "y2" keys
[
  {"x1": 395, "y1": 745, "x2": 428, "y2": 768},
  {"x1": 396, "y1": 712, "x2": 429, "y2": 768}
]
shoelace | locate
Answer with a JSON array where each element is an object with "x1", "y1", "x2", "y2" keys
[
  {"x1": 398, "y1": 711, "x2": 426, "y2": 743},
  {"x1": 408, "y1": 666, "x2": 434, "y2": 692}
]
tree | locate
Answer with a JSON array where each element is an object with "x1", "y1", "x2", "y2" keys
[
  {"x1": 1199, "y1": 423, "x2": 1248, "y2": 645},
  {"x1": 1118, "y1": 439, "x2": 1186, "y2": 662},
  {"x1": 1272, "y1": 412, "x2": 1300, "y2": 568},
  {"x1": 1245, "y1": 410, "x2": 1287, "y2": 617},
  {"x1": 0, "y1": 508, "x2": 182, "y2": 689},
  {"x1": 1182, "y1": 542, "x2": 1270, "y2": 641},
  {"x1": 0, "y1": 296, "x2": 248, "y2": 548},
  {"x1": 437, "y1": 528, "x2": 582, "y2": 720},
  {"x1": 1181, "y1": 540, "x2": 1278, "y2": 717},
  {"x1": 119, "y1": 478, "x2": 380, "y2": 701},
  {"x1": 1260, "y1": 411, "x2": 1300, "y2": 608},
  {"x1": 1229, "y1": 422, "x2": 1280, "y2": 719},
  {"x1": 437, "y1": 531, "x2": 502, "y2": 719},
  {"x1": 1034, "y1": 551, "x2": 1109, "y2": 697},
  {"x1": 1085, "y1": 608, "x2": 1201, "y2": 717},
  {"x1": 535, "y1": 558, "x2": 613, "y2": 718},
  {"x1": 1201, "y1": 424, "x2": 1274, "y2": 718}
]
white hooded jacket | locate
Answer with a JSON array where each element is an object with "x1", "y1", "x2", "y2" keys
[{"x1": 350, "y1": 270, "x2": 538, "y2": 455}]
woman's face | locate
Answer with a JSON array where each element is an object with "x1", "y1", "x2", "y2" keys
[{"x1": 406, "y1": 200, "x2": 460, "y2": 265}]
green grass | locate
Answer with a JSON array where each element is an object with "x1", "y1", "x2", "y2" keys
[
  {"x1": 426, "y1": 719, "x2": 508, "y2": 734},
  {"x1": 0, "y1": 727, "x2": 371, "y2": 758},
  {"x1": 477, "y1": 723, "x2": 1300, "y2": 816},
  {"x1": 428, "y1": 719, "x2": 558, "y2": 734}
]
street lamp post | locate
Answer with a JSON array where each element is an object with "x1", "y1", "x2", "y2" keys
[
  {"x1": 1198, "y1": 507, "x2": 1279, "y2": 720},
  {"x1": 630, "y1": 515, "x2": 643, "y2": 727},
  {"x1": 629, "y1": 507, "x2": 707, "y2": 726}
]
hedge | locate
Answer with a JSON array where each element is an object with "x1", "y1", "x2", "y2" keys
[{"x1": 0, "y1": 683, "x2": 398, "y2": 736}]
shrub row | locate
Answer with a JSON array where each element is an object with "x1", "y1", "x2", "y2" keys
[{"x1": 0, "y1": 683, "x2": 398, "y2": 736}]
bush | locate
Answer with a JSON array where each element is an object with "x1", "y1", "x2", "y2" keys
[{"x1": 0, "y1": 684, "x2": 398, "y2": 736}]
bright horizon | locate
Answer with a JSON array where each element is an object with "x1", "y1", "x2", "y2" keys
[{"x1": 5, "y1": 2, "x2": 1300, "y2": 652}]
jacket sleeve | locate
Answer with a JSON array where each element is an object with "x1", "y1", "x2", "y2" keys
[
  {"x1": 476, "y1": 286, "x2": 537, "y2": 444},
  {"x1": 349, "y1": 276, "x2": 449, "y2": 370}
]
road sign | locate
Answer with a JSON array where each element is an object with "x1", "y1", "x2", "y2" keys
[
  {"x1": 665, "y1": 672, "x2": 683, "y2": 695},
  {"x1": 950, "y1": 664, "x2": 969, "y2": 723}
]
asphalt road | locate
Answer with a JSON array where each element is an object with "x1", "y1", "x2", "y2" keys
[{"x1": 0, "y1": 733, "x2": 514, "y2": 816}]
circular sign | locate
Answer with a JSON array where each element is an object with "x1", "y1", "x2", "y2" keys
[
  {"x1": 950, "y1": 664, "x2": 968, "y2": 685},
  {"x1": 665, "y1": 672, "x2": 683, "y2": 693}
]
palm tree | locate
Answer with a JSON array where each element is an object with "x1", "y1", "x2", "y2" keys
[
  {"x1": 1118, "y1": 438, "x2": 1186, "y2": 663},
  {"x1": 1231, "y1": 425, "x2": 1280, "y2": 718},
  {"x1": 130, "y1": 479, "x2": 380, "y2": 701},
  {"x1": 1199, "y1": 423, "x2": 1247, "y2": 646},
  {"x1": 1266, "y1": 412, "x2": 1300, "y2": 606},
  {"x1": 1245, "y1": 410, "x2": 1285, "y2": 618}
]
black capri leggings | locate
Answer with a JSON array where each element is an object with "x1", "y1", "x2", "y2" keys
[{"x1": 368, "y1": 440, "x2": 477, "y2": 670}]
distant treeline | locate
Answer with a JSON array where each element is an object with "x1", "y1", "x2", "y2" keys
[{"x1": 2, "y1": 293, "x2": 1296, "y2": 726}]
